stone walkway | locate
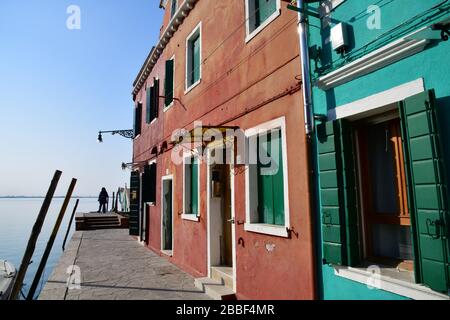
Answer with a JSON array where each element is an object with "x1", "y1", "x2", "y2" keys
[{"x1": 39, "y1": 229, "x2": 209, "y2": 300}]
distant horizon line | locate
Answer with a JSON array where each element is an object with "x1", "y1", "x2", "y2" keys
[{"x1": 0, "y1": 196, "x2": 97, "y2": 199}]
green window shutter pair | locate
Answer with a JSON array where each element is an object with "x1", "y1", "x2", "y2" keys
[
  {"x1": 317, "y1": 120, "x2": 359, "y2": 266},
  {"x1": 257, "y1": 129, "x2": 285, "y2": 226},
  {"x1": 190, "y1": 157, "x2": 199, "y2": 215},
  {"x1": 400, "y1": 90, "x2": 449, "y2": 293},
  {"x1": 153, "y1": 79, "x2": 159, "y2": 119},
  {"x1": 145, "y1": 87, "x2": 152, "y2": 124},
  {"x1": 170, "y1": 0, "x2": 177, "y2": 19},
  {"x1": 164, "y1": 59, "x2": 174, "y2": 107},
  {"x1": 146, "y1": 78, "x2": 160, "y2": 123},
  {"x1": 255, "y1": 0, "x2": 277, "y2": 29},
  {"x1": 142, "y1": 163, "x2": 157, "y2": 204},
  {"x1": 134, "y1": 103, "x2": 142, "y2": 136},
  {"x1": 129, "y1": 171, "x2": 140, "y2": 236},
  {"x1": 190, "y1": 35, "x2": 200, "y2": 86}
]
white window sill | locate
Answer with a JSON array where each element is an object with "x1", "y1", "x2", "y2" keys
[
  {"x1": 244, "y1": 223, "x2": 288, "y2": 238},
  {"x1": 181, "y1": 213, "x2": 200, "y2": 222},
  {"x1": 149, "y1": 118, "x2": 157, "y2": 126},
  {"x1": 133, "y1": 134, "x2": 141, "y2": 140},
  {"x1": 185, "y1": 79, "x2": 201, "y2": 95},
  {"x1": 333, "y1": 265, "x2": 450, "y2": 300},
  {"x1": 161, "y1": 250, "x2": 173, "y2": 257},
  {"x1": 245, "y1": 9, "x2": 281, "y2": 44},
  {"x1": 164, "y1": 101, "x2": 174, "y2": 112},
  {"x1": 144, "y1": 202, "x2": 156, "y2": 207}
]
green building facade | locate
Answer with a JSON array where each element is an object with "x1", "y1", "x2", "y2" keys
[{"x1": 307, "y1": 0, "x2": 450, "y2": 300}]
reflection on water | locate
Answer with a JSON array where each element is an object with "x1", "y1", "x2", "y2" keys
[{"x1": 0, "y1": 198, "x2": 97, "y2": 299}]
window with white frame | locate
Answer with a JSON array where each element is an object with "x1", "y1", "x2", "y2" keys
[
  {"x1": 245, "y1": 0, "x2": 280, "y2": 42},
  {"x1": 245, "y1": 117, "x2": 289, "y2": 237},
  {"x1": 183, "y1": 154, "x2": 200, "y2": 220},
  {"x1": 185, "y1": 22, "x2": 201, "y2": 92}
]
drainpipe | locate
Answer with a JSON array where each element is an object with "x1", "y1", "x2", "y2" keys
[
  {"x1": 297, "y1": 0, "x2": 314, "y2": 136},
  {"x1": 295, "y1": 0, "x2": 322, "y2": 300}
]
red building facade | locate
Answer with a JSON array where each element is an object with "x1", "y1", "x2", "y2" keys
[{"x1": 130, "y1": 0, "x2": 316, "y2": 300}]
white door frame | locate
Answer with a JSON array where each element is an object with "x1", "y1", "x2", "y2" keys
[
  {"x1": 206, "y1": 142, "x2": 237, "y2": 292},
  {"x1": 161, "y1": 174, "x2": 174, "y2": 255}
]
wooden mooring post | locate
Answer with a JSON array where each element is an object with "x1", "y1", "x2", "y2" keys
[
  {"x1": 9, "y1": 170, "x2": 62, "y2": 300},
  {"x1": 27, "y1": 178, "x2": 77, "y2": 300},
  {"x1": 62, "y1": 198, "x2": 79, "y2": 251}
]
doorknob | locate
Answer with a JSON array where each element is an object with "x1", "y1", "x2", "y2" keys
[{"x1": 227, "y1": 218, "x2": 235, "y2": 224}]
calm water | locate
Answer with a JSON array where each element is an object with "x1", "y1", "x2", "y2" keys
[{"x1": 0, "y1": 198, "x2": 98, "y2": 299}]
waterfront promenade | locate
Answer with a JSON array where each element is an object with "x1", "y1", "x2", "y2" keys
[{"x1": 39, "y1": 229, "x2": 209, "y2": 300}]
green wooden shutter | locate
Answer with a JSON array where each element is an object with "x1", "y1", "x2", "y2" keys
[
  {"x1": 164, "y1": 59, "x2": 174, "y2": 107},
  {"x1": 153, "y1": 78, "x2": 159, "y2": 119},
  {"x1": 317, "y1": 119, "x2": 359, "y2": 266},
  {"x1": 149, "y1": 163, "x2": 157, "y2": 203},
  {"x1": 272, "y1": 130, "x2": 285, "y2": 225},
  {"x1": 191, "y1": 157, "x2": 199, "y2": 215},
  {"x1": 192, "y1": 35, "x2": 200, "y2": 85},
  {"x1": 129, "y1": 171, "x2": 140, "y2": 236},
  {"x1": 257, "y1": 130, "x2": 285, "y2": 226},
  {"x1": 134, "y1": 103, "x2": 142, "y2": 136},
  {"x1": 146, "y1": 87, "x2": 151, "y2": 124},
  {"x1": 400, "y1": 89, "x2": 450, "y2": 293}
]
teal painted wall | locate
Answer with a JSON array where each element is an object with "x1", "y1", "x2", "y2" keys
[{"x1": 308, "y1": 0, "x2": 450, "y2": 300}]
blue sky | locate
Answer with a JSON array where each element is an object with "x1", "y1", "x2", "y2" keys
[{"x1": 0, "y1": 1, "x2": 163, "y2": 196}]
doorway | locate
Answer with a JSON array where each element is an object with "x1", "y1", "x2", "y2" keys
[
  {"x1": 207, "y1": 145, "x2": 236, "y2": 290},
  {"x1": 161, "y1": 175, "x2": 173, "y2": 254}
]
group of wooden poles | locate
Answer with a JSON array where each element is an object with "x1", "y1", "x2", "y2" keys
[{"x1": 8, "y1": 170, "x2": 79, "y2": 300}]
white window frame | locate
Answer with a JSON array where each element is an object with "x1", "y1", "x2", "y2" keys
[
  {"x1": 245, "y1": 0, "x2": 281, "y2": 44},
  {"x1": 182, "y1": 152, "x2": 200, "y2": 222},
  {"x1": 244, "y1": 116, "x2": 290, "y2": 238},
  {"x1": 185, "y1": 22, "x2": 202, "y2": 94}
]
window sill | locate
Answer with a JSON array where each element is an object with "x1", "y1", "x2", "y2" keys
[
  {"x1": 133, "y1": 134, "x2": 141, "y2": 140},
  {"x1": 145, "y1": 202, "x2": 156, "y2": 207},
  {"x1": 333, "y1": 265, "x2": 450, "y2": 300},
  {"x1": 148, "y1": 118, "x2": 157, "y2": 126},
  {"x1": 181, "y1": 214, "x2": 200, "y2": 222},
  {"x1": 244, "y1": 223, "x2": 288, "y2": 238},
  {"x1": 164, "y1": 102, "x2": 174, "y2": 112},
  {"x1": 185, "y1": 79, "x2": 201, "y2": 95},
  {"x1": 245, "y1": 9, "x2": 281, "y2": 44}
]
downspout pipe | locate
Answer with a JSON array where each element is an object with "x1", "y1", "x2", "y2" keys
[
  {"x1": 295, "y1": 0, "x2": 322, "y2": 300},
  {"x1": 297, "y1": 0, "x2": 314, "y2": 136}
]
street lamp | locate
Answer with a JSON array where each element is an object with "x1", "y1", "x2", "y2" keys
[{"x1": 97, "y1": 129, "x2": 134, "y2": 143}]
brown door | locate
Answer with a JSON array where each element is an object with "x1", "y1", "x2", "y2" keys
[{"x1": 358, "y1": 118, "x2": 413, "y2": 270}]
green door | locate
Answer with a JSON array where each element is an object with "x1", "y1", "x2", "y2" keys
[
  {"x1": 129, "y1": 171, "x2": 140, "y2": 236},
  {"x1": 162, "y1": 179, "x2": 173, "y2": 250},
  {"x1": 400, "y1": 89, "x2": 450, "y2": 293}
]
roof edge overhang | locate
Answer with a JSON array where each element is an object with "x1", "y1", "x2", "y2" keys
[{"x1": 132, "y1": 0, "x2": 198, "y2": 97}]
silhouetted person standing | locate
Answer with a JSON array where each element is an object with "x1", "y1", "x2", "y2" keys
[{"x1": 98, "y1": 187, "x2": 109, "y2": 213}]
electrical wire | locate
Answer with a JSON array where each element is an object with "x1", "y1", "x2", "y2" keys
[
  {"x1": 316, "y1": 0, "x2": 450, "y2": 76},
  {"x1": 133, "y1": 17, "x2": 300, "y2": 160}
]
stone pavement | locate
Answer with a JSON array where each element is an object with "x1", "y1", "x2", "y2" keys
[{"x1": 38, "y1": 229, "x2": 209, "y2": 300}]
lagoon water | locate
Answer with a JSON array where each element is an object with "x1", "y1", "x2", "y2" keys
[{"x1": 0, "y1": 198, "x2": 98, "y2": 299}]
